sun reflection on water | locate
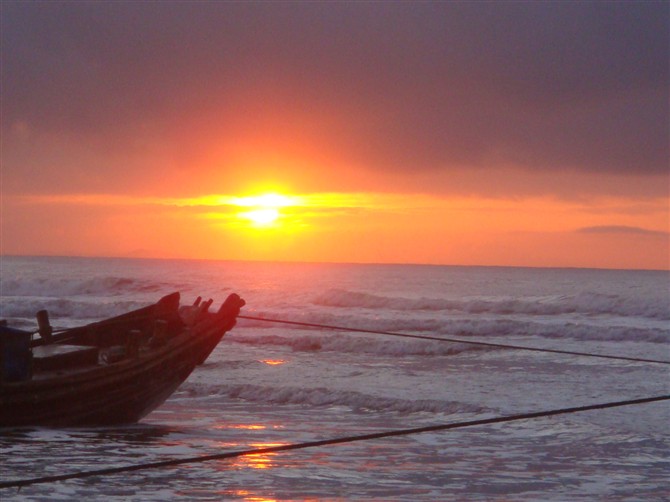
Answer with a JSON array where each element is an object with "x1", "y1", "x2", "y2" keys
[
  {"x1": 260, "y1": 359, "x2": 286, "y2": 366},
  {"x1": 233, "y1": 442, "x2": 288, "y2": 470},
  {"x1": 228, "y1": 424, "x2": 267, "y2": 430},
  {"x1": 214, "y1": 422, "x2": 285, "y2": 431},
  {"x1": 225, "y1": 489, "x2": 278, "y2": 502}
]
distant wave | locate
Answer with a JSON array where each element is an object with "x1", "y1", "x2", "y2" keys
[
  {"x1": 2, "y1": 273, "x2": 667, "y2": 347},
  {"x1": 312, "y1": 288, "x2": 670, "y2": 320},
  {"x1": 180, "y1": 382, "x2": 491, "y2": 415},
  {"x1": 238, "y1": 314, "x2": 669, "y2": 345},
  {"x1": 227, "y1": 331, "x2": 489, "y2": 357},
  {"x1": 0, "y1": 275, "x2": 180, "y2": 326},
  {"x1": 1, "y1": 276, "x2": 172, "y2": 298},
  {"x1": 0, "y1": 297, "x2": 149, "y2": 327},
  {"x1": 2, "y1": 294, "x2": 667, "y2": 346}
]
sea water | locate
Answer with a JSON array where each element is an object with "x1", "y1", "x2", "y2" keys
[{"x1": 0, "y1": 256, "x2": 668, "y2": 501}]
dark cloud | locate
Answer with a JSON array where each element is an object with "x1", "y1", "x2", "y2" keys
[
  {"x1": 577, "y1": 225, "x2": 669, "y2": 236},
  {"x1": 1, "y1": 1, "x2": 668, "y2": 192}
]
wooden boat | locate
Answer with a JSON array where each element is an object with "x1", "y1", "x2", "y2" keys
[{"x1": 0, "y1": 292, "x2": 245, "y2": 427}]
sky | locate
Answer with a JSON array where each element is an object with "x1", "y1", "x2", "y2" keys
[{"x1": 1, "y1": 1, "x2": 668, "y2": 270}]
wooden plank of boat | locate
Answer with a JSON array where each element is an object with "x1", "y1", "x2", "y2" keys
[{"x1": 33, "y1": 345, "x2": 99, "y2": 372}]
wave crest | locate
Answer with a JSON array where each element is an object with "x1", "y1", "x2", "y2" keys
[
  {"x1": 181, "y1": 382, "x2": 490, "y2": 414},
  {"x1": 2, "y1": 276, "x2": 170, "y2": 298},
  {"x1": 229, "y1": 331, "x2": 487, "y2": 357},
  {"x1": 312, "y1": 289, "x2": 670, "y2": 320}
]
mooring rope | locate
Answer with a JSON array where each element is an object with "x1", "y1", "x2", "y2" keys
[
  {"x1": 238, "y1": 315, "x2": 670, "y2": 365},
  {"x1": 26, "y1": 309, "x2": 669, "y2": 364},
  {"x1": 1, "y1": 393, "x2": 667, "y2": 490}
]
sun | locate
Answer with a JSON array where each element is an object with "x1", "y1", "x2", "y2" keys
[
  {"x1": 242, "y1": 208, "x2": 280, "y2": 226},
  {"x1": 232, "y1": 192, "x2": 300, "y2": 228}
]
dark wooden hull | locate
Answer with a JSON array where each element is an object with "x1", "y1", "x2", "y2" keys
[{"x1": 0, "y1": 292, "x2": 244, "y2": 427}]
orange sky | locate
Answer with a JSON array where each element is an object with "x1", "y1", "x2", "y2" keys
[
  {"x1": 3, "y1": 188, "x2": 668, "y2": 270},
  {"x1": 1, "y1": 2, "x2": 668, "y2": 270}
]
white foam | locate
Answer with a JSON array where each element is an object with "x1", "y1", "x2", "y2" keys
[
  {"x1": 229, "y1": 331, "x2": 486, "y2": 357},
  {"x1": 180, "y1": 382, "x2": 490, "y2": 414},
  {"x1": 237, "y1": 313, "x2": 669, "y2": 345},
  {"x1": 312, "y1": 288, "x2": 670, "y2": 320}
]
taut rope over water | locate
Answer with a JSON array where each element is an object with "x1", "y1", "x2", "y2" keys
[
  {"x1": 1, "y1": 393, "x2": 668, "y2": 489},
  {"x1": 238, "y1": 315, "x2": 670, "y2": 365}
]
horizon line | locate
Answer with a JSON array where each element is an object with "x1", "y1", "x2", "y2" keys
[{"x1": 1, "y1": 253, "x2": 667, "y2": 274}]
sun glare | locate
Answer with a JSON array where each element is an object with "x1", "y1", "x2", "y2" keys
[
  {"x1": 240, "y1": 208, "x2": 280, "y2": 226},
  {"x1": 231, "y1": 193, "x2": 297, "y2": 208},
  {"x1": 232, "y1": 192, "x2": 301, "y2": 228}
]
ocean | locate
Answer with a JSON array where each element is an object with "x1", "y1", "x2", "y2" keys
[{"x1": 1, "y1": 255, "x2": 668, "y2": 501}]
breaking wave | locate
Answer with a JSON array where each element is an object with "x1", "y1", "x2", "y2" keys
[
  {"x1": 0, "y1": 297, "x2": 149, "y2": 327},
  {"x1": 1, "y1": 276, "x2": 172, "y2": 298},
  {"x1": 179, "y1": 382, "x2": 491, "y2": 415},
  {"x1": 228, "y1": 331, "x2": 489, "y2": 357},
  {"x1": 312, "y1": 289, "x2": 670, "y2": 320},
  {"x1": 237, "y1": 313, "x2": 670, "y2": 345},
  {"x1": 2, "y1": 260, "x2": 667, "y2": 349}
]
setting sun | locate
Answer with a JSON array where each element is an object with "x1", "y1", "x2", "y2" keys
[
  {"x1": 240, "y1": 208, "x2": 280, "y2": 226},
  {"x1": 232, "y1": 193, "x2": 301, "y2": 228}
]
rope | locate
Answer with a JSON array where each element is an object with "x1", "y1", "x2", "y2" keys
[
  {"x1": 238, "y1": 315, "x2": 670, "y2": 365},
  {"x1": 1, "y1": 393, "x2": 667, "y2": 490}
]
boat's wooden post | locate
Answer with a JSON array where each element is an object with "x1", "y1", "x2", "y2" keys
[
  {"x1": 199, "y1": 299, "x2": 213, "y2": 315},
  {"x1": 36, "y1": 310, "x2": 53, "y2": 343},
  {"x1": 127, "y1": 330, "x2": 142, "y2": 358}
]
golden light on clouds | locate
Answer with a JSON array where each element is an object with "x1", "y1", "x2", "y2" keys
[
  {"x1": 228, "y1": 193, "x2": 300, "y2": 208},
  {"x1": 229, "y1": 193, "x2": 300, "y2": 228},
  {"x1": 8, "y1": 190, "x2": 668, "y2": 269}
]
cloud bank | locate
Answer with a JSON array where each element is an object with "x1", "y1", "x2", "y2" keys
[{"x1": 1, "y1": 1, "x2": 668, "y2": 197}]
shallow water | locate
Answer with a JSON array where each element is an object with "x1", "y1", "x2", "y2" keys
[{"x1": 1, "y1": 256, "x2": 668, "y2": 500}]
